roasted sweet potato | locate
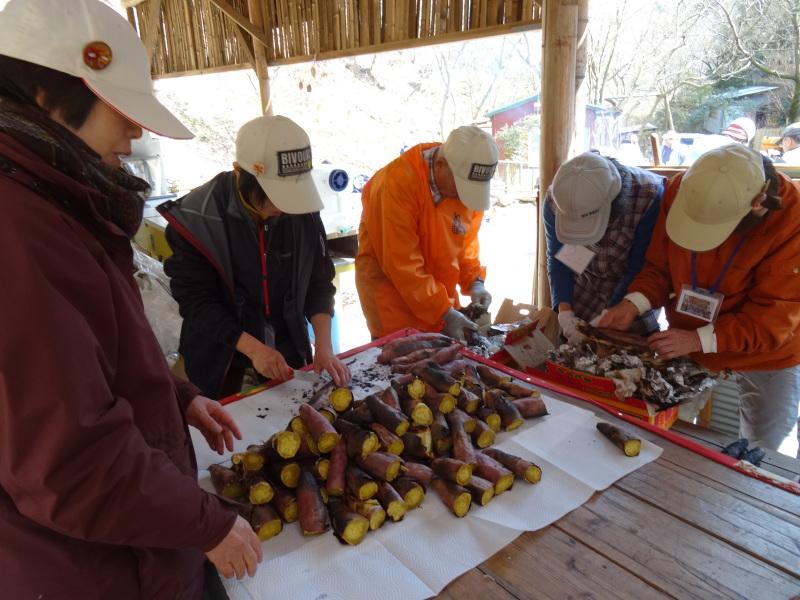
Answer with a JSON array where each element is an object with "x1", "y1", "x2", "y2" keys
[
  {"x1": 596, "y1": 422, "x2": 641, "y2": 457},
  {"x1": 431, "y1": 478, "x2": 472, "y2": 517},
  {"x1": 328, "y1": 497, "x2": 369, "y2": 545},
  {"x1": 355, "y1": 451, "x2": 404, "y2": 482},
  {"x1": 455, "y1": 388, "x2": 481, "y2": 414},
  {"x1": 346, "y1": 465, "x2": 379, "y2": 501},
  {"x1": 328, "y1": 386, "x2": 354, "y2": 413},
  {"x1": 345, "y1": 495, "x2": 386, "y2": 531},
  {"x1": 375, "y1": 481, "x2": 408, "y2": 522},
  {"x1": 483, "y1": 390, "x2": 524, "y2": 431},
  {"x1": 377, "y1": 339, "x2": 451, "y2": 363},
  {"x1": 243, "y1": 472, "x2": 274, "y2": 505},
  {"x1": 333, "y1": 418, "x2": 380, "y2": 458},
  {"x1": 365, "y1": 394, "x2": 411, "y2": 436},
  {"x1": 410, "y1": 364, "x2": 461, "y2": 396},
  {"x1": 446, "y1": 407, "x2": 476, "y2": 433},
  {"x1": 476, "y1": 364, "x2": 511, "y2": 387},
  {"x1": 264, "y1": 460, "x2": 301, "y2": 488},
  {"x1": 208, "y1": 464, "x2": 246, "y2": 500},
  {"x1": 421, "y1": 383, "x2": 456, "y2": 414},
  {"x1": 512, "y1": 396, "x2": 549, "y2": 419},
  {"x1": 431, "y1": 457, "x2": 473, "y2": 486},
  {"x1": 325, "y1": 438, "x2": 347, "y2": 496},
  {"x1": 256, "y1": 431, "x2": 302, "y2": 461},
  {"x1": 391, "y1": 477, "x2": 425, "y2": 509},
  {"x1": 474, "y1": 452, "x2": 515, "y2": 494},
  {"x1": 450, "y1": 423, "x2": 478, "y2": 469},
  {"x1": 481, "y1": 447, "x2": 542, "y2": 484},
  {"x1": 401, "y1": 462, "x2": 434, "y2": 488},
  {"x1": 369, "y1": 422, "x2": 405, "y2": 455},
  {"x1": 297, "y1": 471, "x2": 329, "y2": 536},
  {"x1": 298, "y1": 403, "x2": 341, "y2": 453},
  {"x1": 474, "y1": 406, "x2": 501, "y2": 432},
  {"x1": 337, "y1": 399, "x2": 376, "y2": 427},
  {"x1": 398, "y1": 394, "x2": 434, "y2": 427},
  {"x1": 238, "y1": 502, "x2": 283, "y2": 541},
  {"x1": 470, "y1": 418, "x2": 496, "y2": 448},
  {"x1": 500, "y1": 379, "x2": 542, "y2": 399},
  {"x1": 269, "y1": 485, "x2": 298, "y2": 522},
  {"x1": 401, "y1": 427, "x2": 434, "y2": 460},
  {"x1": 464, "y1": 475, "x2": 495, "y2": 506},
  {"x1": 430, "y1": 411, "x2": 453, "y2": 456}
]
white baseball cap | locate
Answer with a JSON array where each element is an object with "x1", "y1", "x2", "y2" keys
[
  {"x1": 551, "y1": 153, "x2": 622, "y2": 245},
  {"x1": 440, "y1": 126, "x2": 499, "y2": 211},
  {"x1": 235, "y1": 116, "x2": 324, "y2": 214},
  {"x1": 0, "y1": 0, "x2": 193, "y2": 140},
  {"x1": 666, "y1": 144, "x2": 765, "y2": 252}
]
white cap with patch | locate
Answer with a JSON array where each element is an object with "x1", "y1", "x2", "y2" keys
[
  {"x1": 235, "y1": 115, "x2": 324, "y2": 214},
  {"x1": 0, "y1": 0, "x2": 193, "y2": 140},
  {"x1": 441, "y1": 126, "x2": 499, "y2": 211}
]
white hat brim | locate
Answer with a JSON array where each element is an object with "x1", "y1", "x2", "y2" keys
[
  {"x1": 256, "y1": 173, "x2": 325, "y2": 214},
  {"x1": 555, "y1": 202, "x2": 611, "y2": 245},
  {"x1": 453, "y1": 174, "x2": 490, "y2": 211},
  {"x1": 86, "y1": 81, "x2": 194, "y2": 140}
]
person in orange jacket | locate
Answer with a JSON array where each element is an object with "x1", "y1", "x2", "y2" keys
[
  {"x1": 355, "y1": 126, "x2": 499, "y2": 340},
  {"x1": 598, "y1": 144, "x2": 800, "y2": 458}
]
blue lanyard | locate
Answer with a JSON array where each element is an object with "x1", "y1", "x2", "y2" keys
[{"x1": 691, "y1": 235, "x2": 746, "y2": 295}]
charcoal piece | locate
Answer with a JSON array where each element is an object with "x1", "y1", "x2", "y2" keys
[
  {"x1": 721, "y1": 438, "x2": 749, "y2": 458},
  {"x1": 740, "y1": 446, "x2": 765, "y2": 466}
]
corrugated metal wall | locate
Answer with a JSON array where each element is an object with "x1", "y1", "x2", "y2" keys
[{"x1": 709, "y1": 375, "x2": 741, "y2": 437}]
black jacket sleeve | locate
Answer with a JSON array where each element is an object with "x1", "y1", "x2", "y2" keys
[{"x1": 302, "y1": 213, "x2": 337, "y2": 319}]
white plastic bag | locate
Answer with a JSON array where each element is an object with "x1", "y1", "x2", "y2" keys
[{"x1": 133, "y1": 246, "x2": 182, "y2": 367}]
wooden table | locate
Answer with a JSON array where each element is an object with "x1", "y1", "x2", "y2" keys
[{"x1": 430, "y1": 385, "x2": 800, "y2": 600}]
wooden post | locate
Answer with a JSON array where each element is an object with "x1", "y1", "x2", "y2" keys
[
  {"x1": 246, "y1": 0, "x2": 272, "y2": 115},
  {"x1": 537, "y1": 0, "x2": 578, "y2": 307}
]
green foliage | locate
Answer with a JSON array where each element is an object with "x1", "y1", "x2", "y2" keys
[{"x1": 495, "y1": 114, "x2": 540, "y2": 160}]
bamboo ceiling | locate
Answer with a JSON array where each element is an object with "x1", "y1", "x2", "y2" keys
[{"x1": 125, "y1": 0, "x2": 543, "y2": 77}]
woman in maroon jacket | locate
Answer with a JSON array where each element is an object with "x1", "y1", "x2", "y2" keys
[{"x1": 0, "y1": 0, "x2": 261, "y2": 597}]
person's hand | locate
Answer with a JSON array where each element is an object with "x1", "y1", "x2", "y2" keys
[
  {"x1": 557, "y1": 310, "x2": 585, "y2": 345},
  {"x1": 596, "y1": 301, "x2": 638, "y2": 331},
  {"x1": 469, "y1": 281, "x2": 492, "y2": 310},
  {"x1": 206, "y1": 515, "x2": 263, "y2": 580},
  {"x1": 647, "y1": 329, "x2": 701, "y2": 359},
  {"x1": 442, "y1": 307, "x2": 477, "y2": 340},
  {"x1": 312, "y1": 346, "x2": 352, "y2": 386},
  {"x1": 589, "y1": 309, "x2": 608, "y2": 326},
  {"x1": 250, "y1": 344, "x2": 292, "y2": 381},
  {"x1": 187, "y1": 396, "x2": 242, "y2": 455}
]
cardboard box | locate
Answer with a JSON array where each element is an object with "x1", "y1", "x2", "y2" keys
[
  {"x1": 487, "y1": 299, "x2": 559, "y2": 371},
  {"x1": 533, "y1": 360, "x2": 680, "y2": 430}
]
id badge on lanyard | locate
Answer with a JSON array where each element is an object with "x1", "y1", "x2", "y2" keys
[
  {"x1": 675, "y1": 236, "x2": 745, "y2": 324},
  {"x1": 555, "y1": 244, "x2": 596, "y2": 275}
]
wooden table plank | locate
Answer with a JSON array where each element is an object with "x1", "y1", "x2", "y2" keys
[
  {"x1": 477, "y1": 527, "x2": 672, "y2": 600},
  {"x1": 616, "y1": 461, "x2": 800, "y2": 576},
  {"x1": 556, "y1": 488, "x2": 800, "y2": 600},
  {"x1": 434, "y1": 566, "x2": 520, "y2": 599}
]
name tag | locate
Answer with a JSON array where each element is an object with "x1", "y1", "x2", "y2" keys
[
  {"x1": 675, "y1": 284, "x2": 723, "y2": 323},
  {"x1": 555, "y1": 244, "x2": 595, "y2": 275}
]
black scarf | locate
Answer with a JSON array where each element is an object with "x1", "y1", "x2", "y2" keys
[{"x1": 0, "y1": 94, "x2": 150, "y2": 238}]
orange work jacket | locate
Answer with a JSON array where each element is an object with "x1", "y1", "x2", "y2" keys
[
  {"x1": 630, "y1": 170, "x2": 800, "y2": 373},
  {"x1": 355, "y1": 143, "x2": 486, "y2": 338}
]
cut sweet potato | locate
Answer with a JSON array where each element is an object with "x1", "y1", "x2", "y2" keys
[
  {"x1": 512, "y1": 396, "x2": 549, "y2": 419},
  {"x1": 264, "y1": 460, "x2": 302, "y2": 489},
  {"x1": 596, "y1": 422, "x2": 641, "y2": 457},
  {"x1": 345, "y1": 495, "x2": 386, "y2": 531},
  {"x1": 431, "y1": 479, "x2": 472, "y2": 517},
  {"x1": 346, "y1": 465, "x2": 379, "y2": 501},
  {"x1": 269, "y1": 485, "x2": 298, "y2": 523},
  {"x1": 483, "y1": 390, "x2": 524, "y2": 431},
  {"x1": 482, "y1": 447, "x2": 542, "y2": 484},
  {"x1": 355, "y1": 451, "x2": 404, "y2": 482},
  {"x1": 328, "y1": 497, "x2": 369, "y2": 545},
  {"x1": 400, "y1": 427, "x2": 434, "y2": 461},
  {"x1": 391, "y1": 477, "x2": 425, "y2": 509},
  {"x1": 298, "y1": 403, "x2": 341, "y2": 453},
  {"x1": 208, "y1": 464, "x2": 246, "y2": 500},
  {"x1": 431, "y1": 457, "x2": 473, "y2": 485},
  {"x1": 375, "y1": 481, "x2": 408, "y2": 522},
  {"x1": 410, "y1": 364, "x2": 461, "y2": 396},
  {"x1": 366, "y1": 394, "x2": 411, "y2": 436},
  {"x1": 249, "y1": 503, "x2": 283, "y2": 541},
  {"x1": 243, "y1": 472, "x2": 274, "y2": 505},
  {"x1": 333, "y1": 418, "x2": 380, "y2": 458},
  {"x1": 464, "y1": 475, "x2": 495, "y2": 506},
  {"x1": 474, "y1": 452, "x2": 515, "y2": 494},
  {"x1": 328, "y1": 387, "x2": 354, "y2": 413},
  {"x1": 474, "y1": 406, "x2": 501, "y2": 432},
  {"x1": 476, "y1": 364, "x2": 511, "y2": 387},
  {"x1": 421, "y1": 383, "x2": 456, "y2": 414},
  {"x1": 369, "y1": 422, "x2": 405, "y2": 455},
  {"x1": 446, "y1": 407, "x2": 476, "y2": 433},
  {"x1": 470, "y1": 418, "x2": 496, "y2": 448},
  {"x1": 430, "y1": 411, "x2": 453, "y2": 456}
]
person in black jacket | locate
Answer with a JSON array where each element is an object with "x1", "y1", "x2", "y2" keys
[{"x1": 159, "y1": 116, "x2": 351, "y2": 399}]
